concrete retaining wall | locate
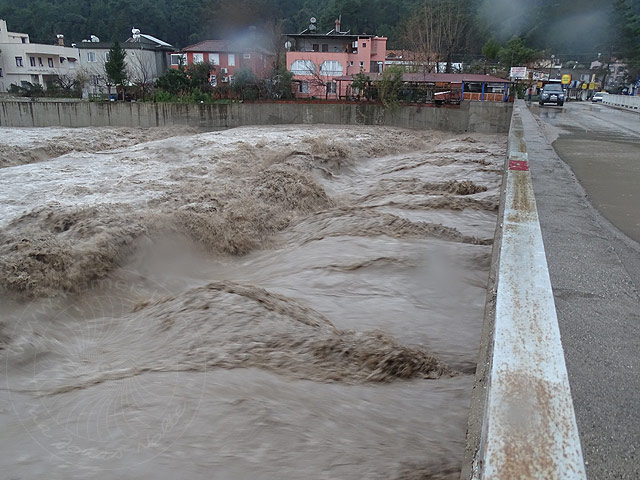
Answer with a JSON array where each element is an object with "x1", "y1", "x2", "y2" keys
[
  {"x1": 0, "y1": 100, "x2": 513, "y2": 133},
  {"x1": 463, "y1": 102, "x2": 586, "y2": 479}
]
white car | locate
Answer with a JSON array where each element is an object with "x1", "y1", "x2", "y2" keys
[{"x1": 591, "y1": 92, "x2": 607, "y2": 103}]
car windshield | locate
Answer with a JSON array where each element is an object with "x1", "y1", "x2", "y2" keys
[{"x1": 544, "y1": 84, "x2": 563, "y2": 92}]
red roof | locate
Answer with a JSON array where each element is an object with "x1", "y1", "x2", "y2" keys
[
  {"x1": 334, "y1": 73, "x2": 510, "y2": 84},
  {"x1": 182, "y1": 40, "x2": 273, "y2": 56}
]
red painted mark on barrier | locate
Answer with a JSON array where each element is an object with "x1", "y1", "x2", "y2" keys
[{"x1": 509, "y1": 160, "x2": 529, "y2": 171}]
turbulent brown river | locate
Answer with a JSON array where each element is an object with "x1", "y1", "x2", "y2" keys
[{"x1": 0, "y1": 124, "x2": 505, "y2": 479}]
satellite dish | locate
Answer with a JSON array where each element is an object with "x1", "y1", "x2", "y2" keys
[{"x1": 310, "y1": 17, "x2": 317, "y2": 23}]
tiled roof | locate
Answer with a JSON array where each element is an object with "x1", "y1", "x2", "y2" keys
[{"x1": 182, "y1": 40, "x2": 274, "y2": 55}]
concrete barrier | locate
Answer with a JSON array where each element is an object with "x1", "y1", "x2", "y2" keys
[
  {"x1": 0, "y1": 100, "x2": 513, "y2": 133},
  {"x1": 463, "y1": 104, "x2": 586, "y2": 479},
  {"x1": 602, "y1": 94, "x2": 640, "y2": 111}
]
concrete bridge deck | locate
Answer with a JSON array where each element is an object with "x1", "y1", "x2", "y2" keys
[{"x1": 468, "y1": 99, "x2": 639, "y2": 479}]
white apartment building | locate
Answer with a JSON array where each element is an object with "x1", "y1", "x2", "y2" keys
[
  {"x1": 0, "y1": 19, "x2": 80, "y2": 92},
  {"x1": 77, "y1": 30, "x2": 173, "y2": 96}
]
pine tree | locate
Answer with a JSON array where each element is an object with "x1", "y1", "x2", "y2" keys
[{"x1": 105, "y1": 40, "x2": 128, "y2": 99}]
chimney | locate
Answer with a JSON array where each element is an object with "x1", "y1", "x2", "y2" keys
[
  {"x1": 56, "y1": 34, "x2": 64, "y2": 46},
  {"x1": 335, "y1": 16, "x2": 341, "y2": 34}
]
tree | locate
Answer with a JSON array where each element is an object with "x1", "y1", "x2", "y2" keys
[
  {"x1": 231, "y1": 68, "x2": 258, "y2": 100},
  {"x1": 104, "y1": 40, "x2": 128, "y2": 100},
  {"x1": 497, "y1": 36, "x2": 539, "y2": 68},
  {"x1": 128, "y1": 50, "x2": 157, "y2": 100},
  {"x1": 351, "y1": 71, "x2": 372, "y2": 100},
  {"x1": 155, "y1": 68, "x2": 190, "y2": 96},
  {"x1": 377, "y1": 65, "x2": 405, "y2": 108},
  {"x1": 402, "y1": 0, "x2": 471, "y2": 73},
  {"x1": 185, "y1": 61, "x2": 215, "y2": 92}
]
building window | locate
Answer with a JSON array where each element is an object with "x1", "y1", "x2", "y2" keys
[
  {"x1": 105, "y1": 52, "x2": 110, "y2": 61},
  {"x1": 299, "y1": 81, "x2": 310, "y2": 94},
  {"x1": 30, "y1": 56, "x2": 36, "y2": 67},
  {"x1": 322, "y1": 44, "x2": 328, "y2": 52},
  {"x1": 38, "y1": 57, "x2": 43, "y2": 66},
  {"x1": 228, "y1": 54, "x2": 235, "y2": 66},
  {"x1": 362, "y1": 42, "x2": 367, "y2": 48},
  {"x1": 290, "y1": 59, "x2": 316, "y2": 75},
  {"x1": 209, "y1": 53, "x2": 219, "y2": 65},
  {"x1": 349, "y1": 61, "x2": 354, "y2": 66},
  {"x1": 87, "y1": 52, "x2": 97, "y2": 62},
  {"x1": 359, "y1": 61, "x2": 364, "y2": 68},
  {"x1": 91, "y1": 75, "x2": 101, "y2": 85},
  {"x1": 0, "y1": 68, "x2": 3, "y2": 77},
  {"x1": 48, "y1": 58, "x2": 54, "y2": 68},
  {"x1": 15, "y1": 56, "x2": 23, "y2": 67},
  {"x1": 193, "y1": 53, "x2": 204, "y2": 63},
  {"x1": 170, "y1": 53, "x2": 186, "y2": 65},
  {"x1": 312, "y1": 44, "x2": 319, "y2": 52},
  {"x1": 319, "y1": 60, "x2": 343, "y2": 76},
  {"x1": 326, "y1": 81, "x2": 337, "y2": 94},
  {"x1": 210, "y1": 75, "x2": 217, "y2": 86},
  {"x1": 21, "y1": 37, "x2": 26, "y2": 43},
  {"x1": 243, "y1": 53, "x2": 251, "y2": 59}
]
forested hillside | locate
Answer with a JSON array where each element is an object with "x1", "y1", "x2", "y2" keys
[{"x1": 0, "y1": 0, "x2": 638, "y2": 64}]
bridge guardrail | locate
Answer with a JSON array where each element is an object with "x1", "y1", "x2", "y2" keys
[{"x1": 602, "y1": 94, "x2": 640, "y2": 111}]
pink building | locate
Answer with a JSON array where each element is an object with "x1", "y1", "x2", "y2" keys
[
  {"x1": 170, "y1": 40, "x2": 275, "y2": 86},
  {"x1": 285, "y1": 19, "x2": 387, "y2": 99}
]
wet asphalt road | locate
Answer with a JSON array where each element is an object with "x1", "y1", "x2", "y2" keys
[{"x1": 520, "y1": 100, "x2": 639, "y2": 479}]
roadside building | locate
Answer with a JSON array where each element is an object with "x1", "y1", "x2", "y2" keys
[
  {"x1": 171, "y1": 40, "x2": 275, "y2": 86},
  {"x1": 0, "y1": 19, "x2": 79, "y2": 93},
  {"x1": 77, "y1": 29, "x2": 173, "y2": 97},
  {"x1": 590, "y1": 58, "x2": 628, "y2": 92},
  {"x1": 284, "y1": 18, "x2": 387, "y2": 99},
  {"x1": 334, "y1": 72, "x2": 512, "y2": 104}
]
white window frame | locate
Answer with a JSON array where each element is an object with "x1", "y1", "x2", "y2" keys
[
  {"x1": 210, "y1": 75, "x2": 217, "y2": 87},
  {"x1": 29, "y1": 56, "x2": 36, "y2": 67},
  {"x1": 209, "y1": 53, "x2": 219, "y2": 65},
  {"x1": 15, "y1": 56, "x2": 23, "y2": 67},
  {"x1": 105, "y1": 52, "x2": 110, "y2": 61},
  {"x1": 87, "y1": 52, "x2": 97, "y2": 63},
  {"x1": 48, "y1": 57, "x2": 54, "y2": 68},
  {"x1": 243, "y1": 53, "x2": 251, "y2": 59},
  {"x1": 326, "y1": 81, "x2": 337, "y2": 94},
  {"x1": 170, "y1": 53, "x2": 186, "y2": 66},
  {"x1": 228, "y1": 53, "x2": 235, "y2": 66},
  {"x1": 299, "y1": 81, "x2": 310, "y2": 93},
  {"x1": 193, "y1": 53, "x2": 204, "y2": 63},
  {"x1": 290, "y1": 59, "x2": 316, "y2": 75},
  {"x1": 319, "y1": 60, "x2": 343, "y2": 76}
]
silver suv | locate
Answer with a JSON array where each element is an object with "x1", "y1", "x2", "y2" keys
[{"x1": 539, "y1": 83, "x2": 565, "y2": 106}]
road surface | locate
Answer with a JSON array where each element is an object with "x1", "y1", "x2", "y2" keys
[{"x1": 521, "y1": 100, "x2": 639, "y2": 480}]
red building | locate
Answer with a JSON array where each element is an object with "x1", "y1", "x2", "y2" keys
[
  {"x1": 285, "y1": 18, "x2": 387, "y2": 99},
  {"x1": 170, "y1": 40, "x2": 275, "y2": 85}
]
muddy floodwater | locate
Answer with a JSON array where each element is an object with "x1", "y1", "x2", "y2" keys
[{"x1": 0, "y1": 125, "x2": 505, "y2": 479}]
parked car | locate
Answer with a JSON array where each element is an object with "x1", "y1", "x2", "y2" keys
[
  {"x1": 591, "y1": 92, "x2": 607, "y2": 103},
  {"x1": 538, "y1": 83, "x2": 565, "y2": 106}
]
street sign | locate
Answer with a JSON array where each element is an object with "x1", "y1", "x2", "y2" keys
[
  {"x1": 561, "y1": 74, "x2": 572, "y2": 85},
  {"x1": 510, "y1": 66, "x2": 528, "y2": 79}
]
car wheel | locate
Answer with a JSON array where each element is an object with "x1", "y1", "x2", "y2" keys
[
  {"x1": 539, "y1": 102, "x2": 544, "y2": 106},
  {"x1": 558, "y1": 101, "x2": 564, "y2": 106}
]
